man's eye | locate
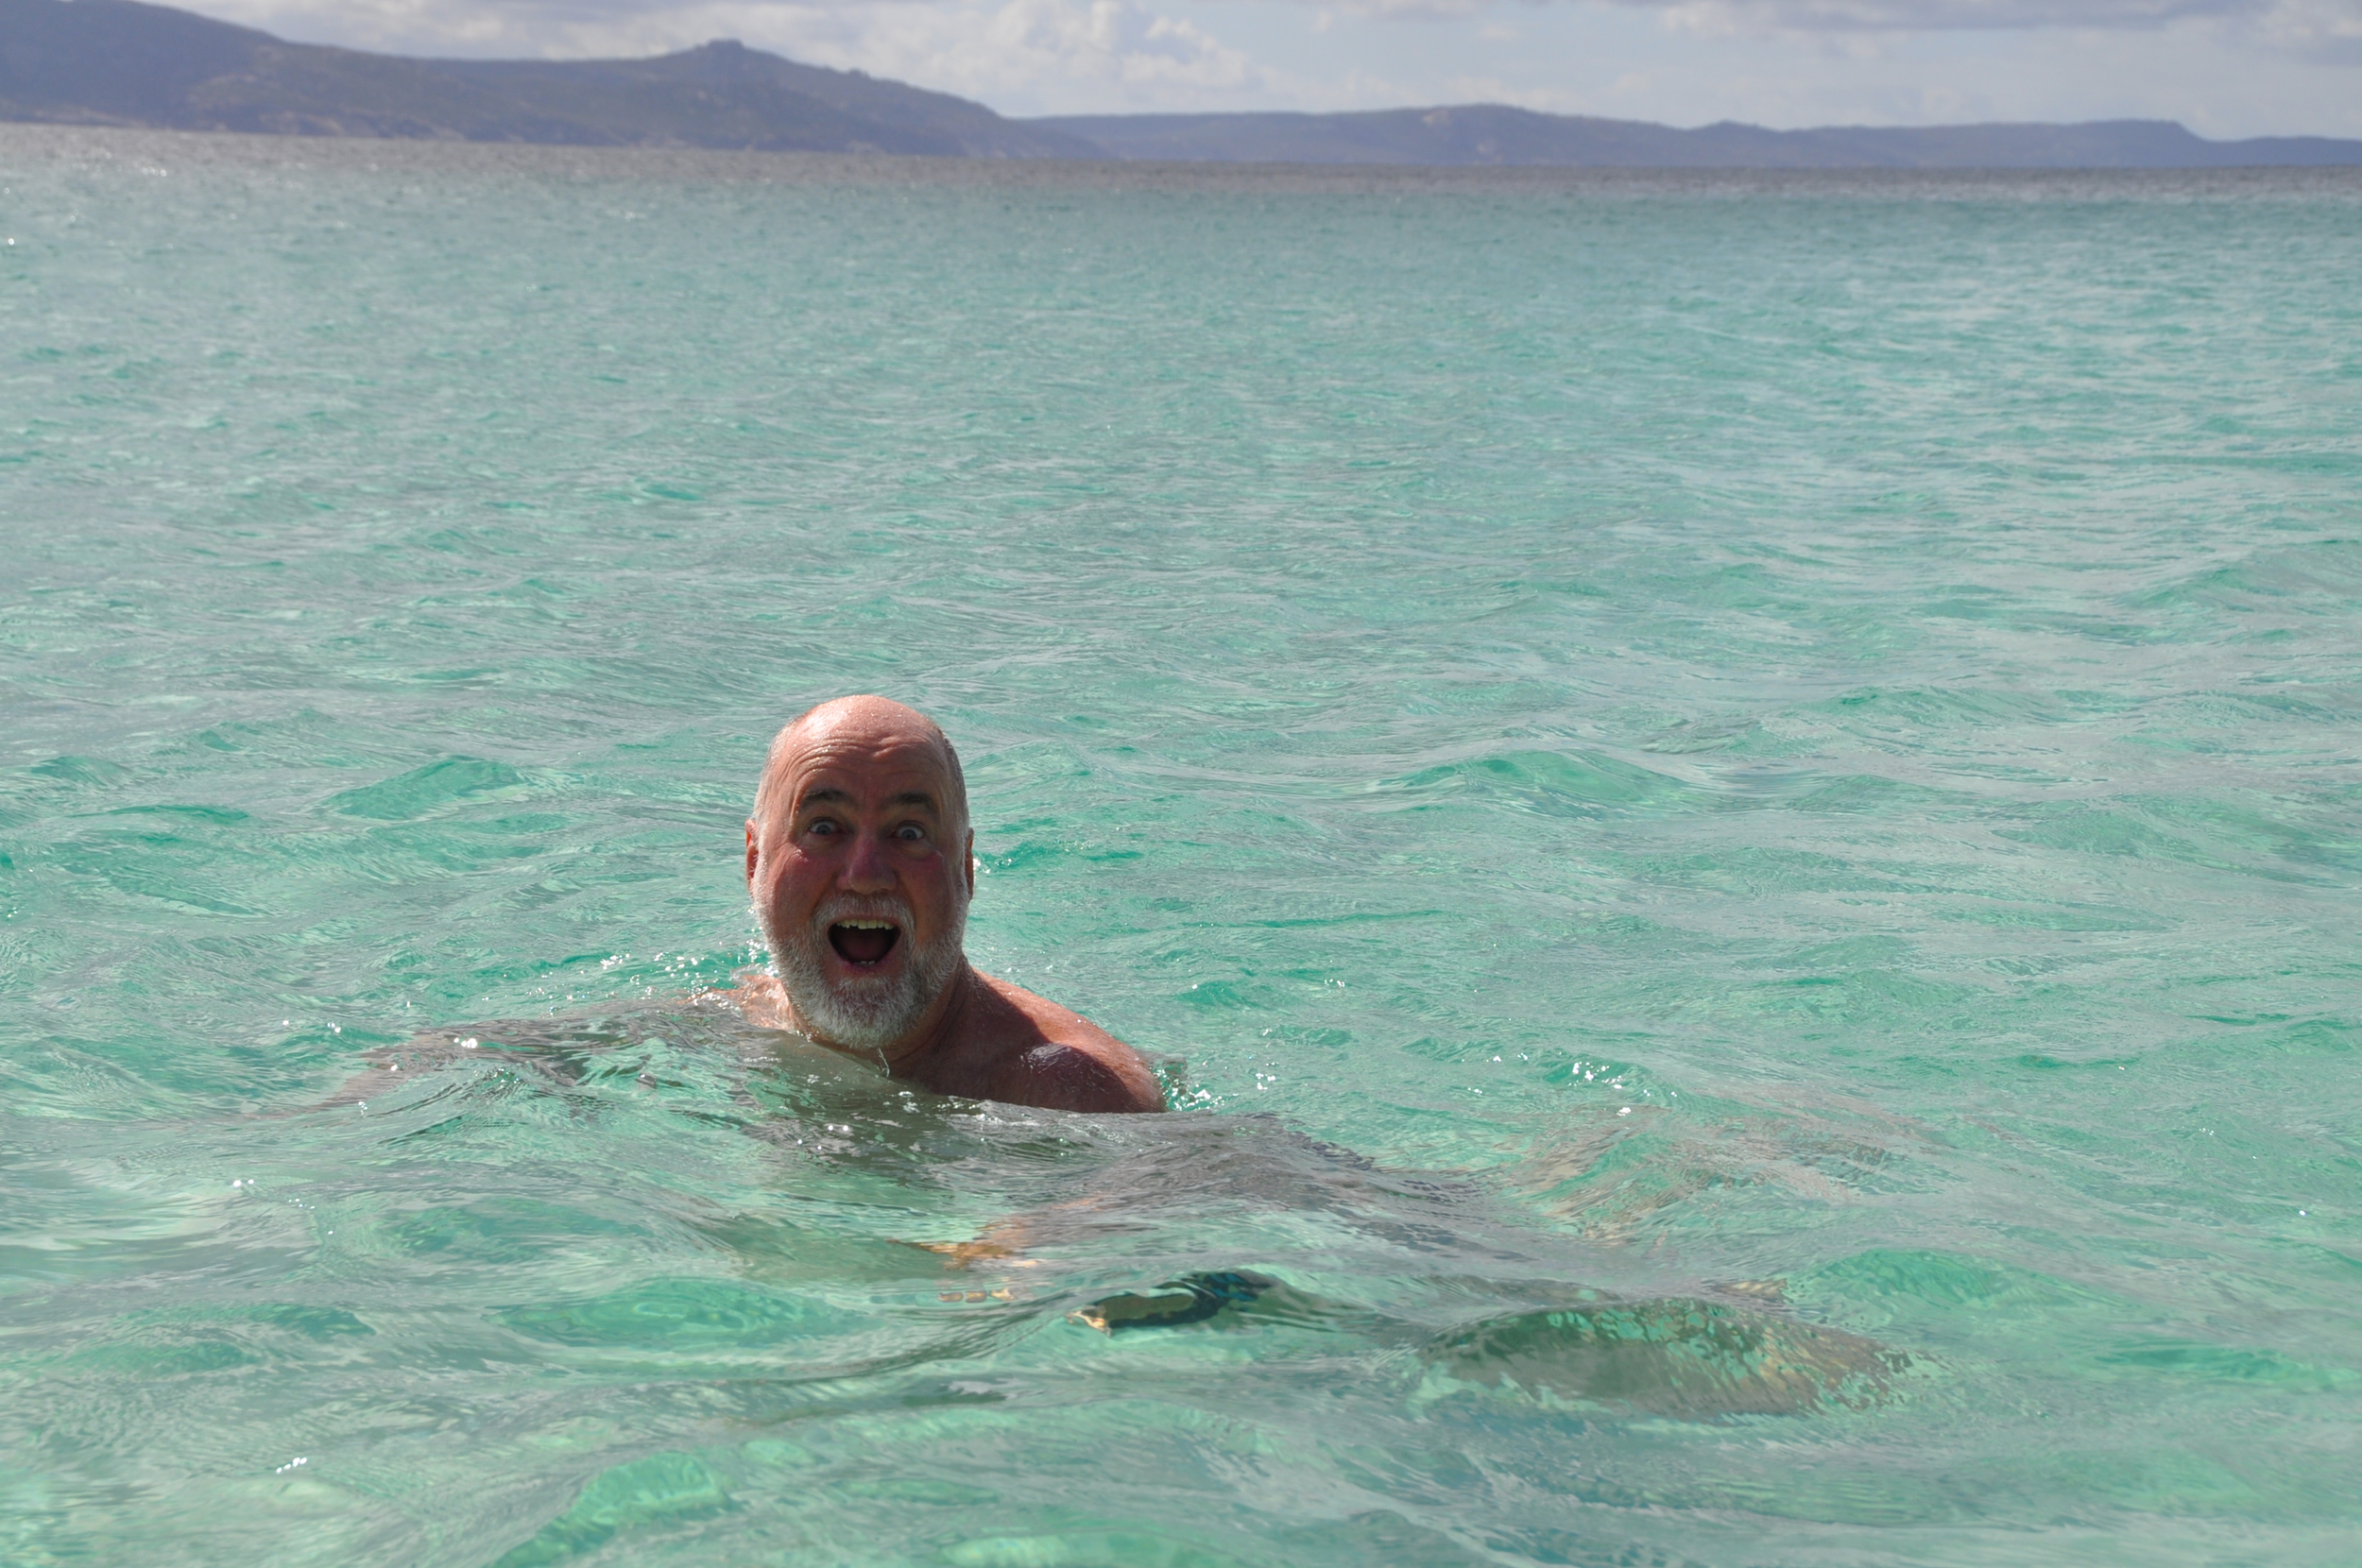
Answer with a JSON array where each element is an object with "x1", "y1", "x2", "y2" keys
[
  {"x1": 807, "y1": 819, "x2": 839, "y2": 836},
  {"x1": 895, "y1": 825, "x2": 926, "y2": 843}
]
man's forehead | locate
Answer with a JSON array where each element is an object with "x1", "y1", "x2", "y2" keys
[
  {"x1": 780, "y1": 733, "x2": 953, "y2": 800},
  {"x1": 755, "y1": 697, "x2": 967, "y2": 827},
  {"x1": 788, "y1": 702, "x2": 940, "y2": 756}
]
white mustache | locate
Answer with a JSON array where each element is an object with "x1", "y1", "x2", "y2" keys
[{"x1": 813, "y1": 895, "x2": 914, "y2": 935}]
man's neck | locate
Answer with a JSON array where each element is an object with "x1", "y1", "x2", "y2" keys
[
  {"x1": 784, "y1": 961, "x2": 979, "y2": 1080},
  {"x1": 872, "y1": 961, "x2": 978, "y2": 1078}
]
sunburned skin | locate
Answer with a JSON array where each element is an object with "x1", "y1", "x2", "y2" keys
[
  {"x1": 732, "y1": 965, "x2": 1160, "y2": 1113},
  {"x1": 735, "y1": 695, "x2": 1163, "y2": 1115}
]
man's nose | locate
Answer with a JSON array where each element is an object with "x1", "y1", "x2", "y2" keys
[{"x1": 840, "y1": 829, "x2": 897, "y2": 894}]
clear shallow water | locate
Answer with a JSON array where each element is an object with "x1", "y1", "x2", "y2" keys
[{"x1": 3, "y1": 128, "x2": 2359, "y2": 1566}]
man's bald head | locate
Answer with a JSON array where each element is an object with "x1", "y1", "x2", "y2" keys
[{"x1": 752, "y1": 696, "x2": 968, "y2": 836}]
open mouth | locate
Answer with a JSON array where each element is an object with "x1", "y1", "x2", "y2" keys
[{"x1": 827, "y1": 918, "x2": 900, "y2": 967}]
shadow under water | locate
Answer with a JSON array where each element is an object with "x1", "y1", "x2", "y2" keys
[{"x1": 319, "y1": 997, "x2": 1914, "y2": 1424}]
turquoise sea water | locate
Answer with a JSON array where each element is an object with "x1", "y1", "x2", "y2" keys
[{"x1": 4, "y1": 127, "x2": 2359, "y2": 1566}]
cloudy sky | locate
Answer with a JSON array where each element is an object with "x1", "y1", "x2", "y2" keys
[{"x1": 181, "y1": 0, "x2": 2361, "y2": 135}]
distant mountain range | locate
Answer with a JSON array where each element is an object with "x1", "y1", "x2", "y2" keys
[
  {"x1": 0, "y1": 0, "x2": 1098, "y2": 157},
  {"x1": 1036, "y1": 107, "x2": 2362, "y2": 170},
  {"x1": 6, "y1": 0, "x2": 2360, "y2": 168}
]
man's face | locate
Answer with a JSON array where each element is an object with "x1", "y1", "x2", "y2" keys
[{"x1": 745, "y1": 721, "x2": 975, "y2": 1056}]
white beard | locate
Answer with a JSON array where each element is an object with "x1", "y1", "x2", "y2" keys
[{"x1": 757, "y1": 890, "x2": 967, "y2": 1055}]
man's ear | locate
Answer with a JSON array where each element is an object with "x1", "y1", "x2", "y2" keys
[
  {"x1": 964, "y1": 829, "x2": 977, "y2": 897},
  {"x1": 745, "y1": 820, "x2": 761, "y2": 888}
]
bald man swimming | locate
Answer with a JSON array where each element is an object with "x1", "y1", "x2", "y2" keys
[{"x1": 731, "y1": 696, "x2": 1163, "y2": 1115}]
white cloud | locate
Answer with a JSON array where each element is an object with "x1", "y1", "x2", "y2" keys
[
  {"x1": 1304, "y1": 0, "x2": 2362, "y2": 64},
  {"x1": 830, "y1": 0, "x2": 1269, "y2": 106},
  {"x1": 1436, "y1": 72, "x2": 1589, "y2": 108},
  {"x1": 1632, "y1": 0, "x2": 2359, "y2": 37},
  {"x1": 2251, "y1": 0, "x2": 2362, "y2": 53}
]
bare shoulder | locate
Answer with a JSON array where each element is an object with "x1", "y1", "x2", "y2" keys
[{"x1": 973, "y1": 972, "x2": 1165, "y2": 1114}]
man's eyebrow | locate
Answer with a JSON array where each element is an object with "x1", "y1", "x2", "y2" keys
[{"x1": 794, "y1": 787, "x2": 939, "y2": 812}]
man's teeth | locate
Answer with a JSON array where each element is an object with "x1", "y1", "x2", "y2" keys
[{"x1": 838, "y1": 919, "x2": 896, "y2": 929}]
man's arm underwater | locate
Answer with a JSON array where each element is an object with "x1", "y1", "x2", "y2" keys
[{"x1": 296, "y1": 1021, "x2": 645, "y2": 1113}]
